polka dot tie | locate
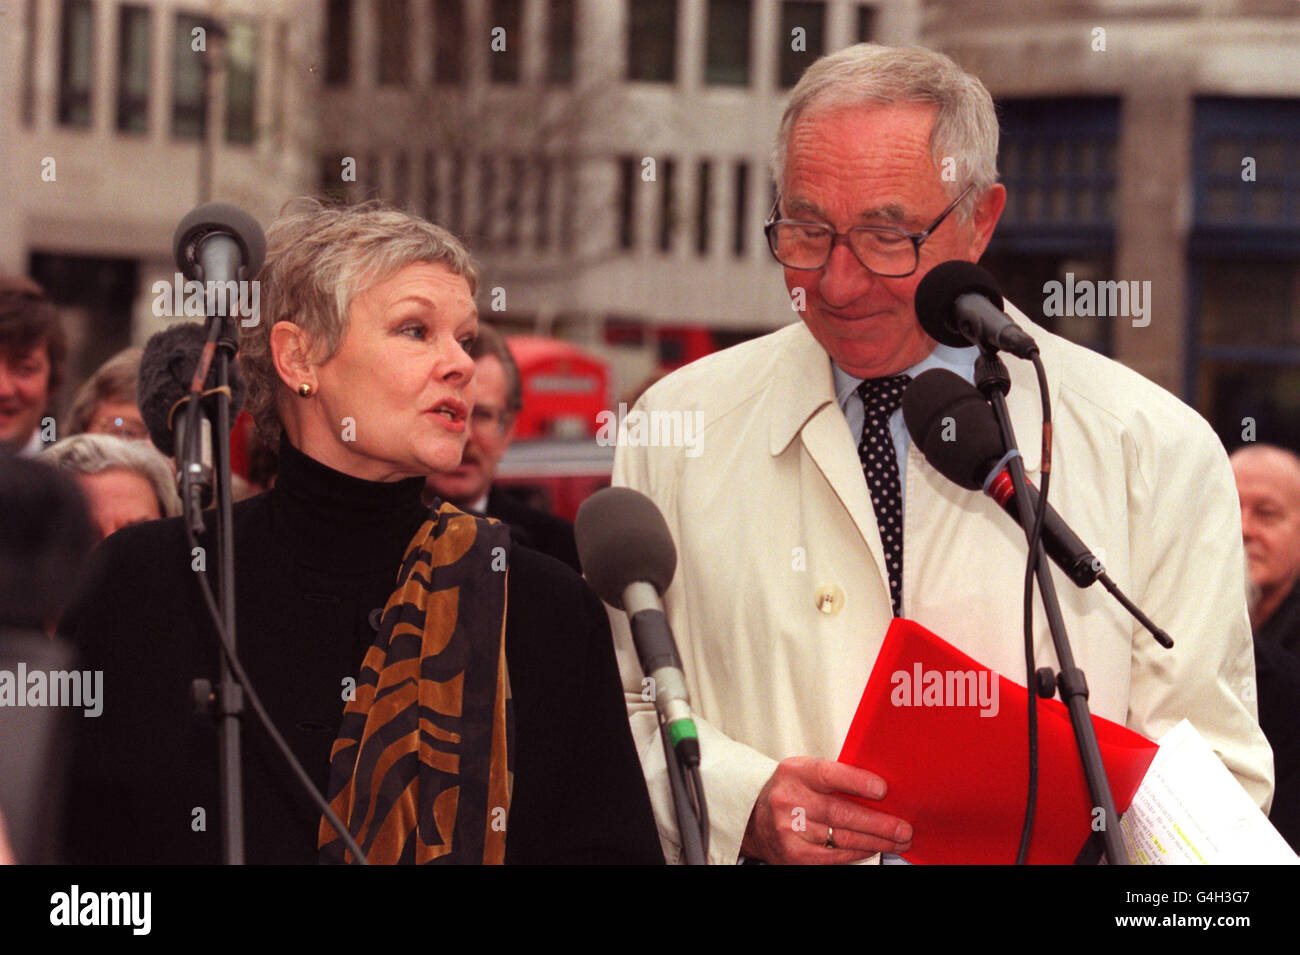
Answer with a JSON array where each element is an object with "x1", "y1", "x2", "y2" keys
[{"x1": 857, "y1": 374, "x2": 912, "y2": 617}]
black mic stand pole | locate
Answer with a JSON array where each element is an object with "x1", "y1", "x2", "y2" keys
[
  {"x1": 183, "y1": 271, "x2": 246, "y2": 865},
  {"x1": 974, "y1": 350, "x2": 1127, "y2": 865}
]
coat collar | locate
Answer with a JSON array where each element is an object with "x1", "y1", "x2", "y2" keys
[{"x1": 766, "y1": 306, "x2": 1060, "y2": 477}]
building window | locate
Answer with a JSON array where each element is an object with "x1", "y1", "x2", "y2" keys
[
  {"x1": 423, "y1": 150, "x2": 439, "y2": 222},
  {"x1": 172, "y1": 13, "x2": 208, "y2": 140},
  {"x1": 325, "y1": 0, "x2": 351, "y2": 85},
  {"x1": 548, "y1": 0, "x2": 575, "y2": 84},
  {"x1": 58, "y1": 0, "x2": 95, "y2": 127},
  {"x1": 659, "y1": 158, "x2": 677, "y2": 252},
  {"x1": 434, "y1": 0, "x2": 465, "y2": 84},
  {"x1": 985, "y1": 98, "x2": 1120, "y2": 356},
  {"x1": 696, "y1": 160, "x2": 712, "y2": 254},
  {"x1": 705, "y1": 0, "x2": 750, "y2": 86},
  {"x1": 116, "y1": 5, "x2": 151, "y2": 134},
  {"x1": 448, "y1": 152, "x2": 466, "y2": 233},
  {"x1": 733, "y1": 161, "x2": 749, "y2": 256},
  {"x1": 319, "y1": 152, "x2": 349, "y2": 202},
  {"x1": 857, "y1": 4, "x2": 876, "y2": 42},
  {"x1": 378, "y1": 0, "x2": 410, "y2": 86},
  {"x1": 225, "y1": 20, "x2": 258, "y2": 144},
  {"x1": 22, "y1": 0, "x2": 38, "y2": 126},
  {"x1": 478, "y1": 156, "x2": 497, "y2": 247},
  {"x1": 618, "y1": 156, "x2": 637, "y2": 250},
  {"x1": 535, "y1": 157, "x2": 553, "y2": 249},
  {"x1": 1191, "y1": 97, "x2": 1300, "y2": 450},
  {"x1": 490, "y1": 0, "x2": 522, "y2": 83},
  {"x1": 778, "y1": 1, "x2": 824, "y2": 89},
  {"x1": 628, "y1": 0, "x2": 676, "y2": 83}
]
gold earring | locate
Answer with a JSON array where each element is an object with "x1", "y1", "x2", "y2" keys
[{"x1": 297, "y1": 382, "x2": 313, "y2": 398}]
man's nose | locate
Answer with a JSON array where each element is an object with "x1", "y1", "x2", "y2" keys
[{"x1": 818, "y1": 241, "x2": 877, "y2": 308}]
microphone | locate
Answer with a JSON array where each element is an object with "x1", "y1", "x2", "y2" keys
[
  {"x1": 173, "y1": 202, "x2": 267, "y2": 286},
  {"x1": 902, "y1": 369, "x2": 1103, "y2": 588},
  {"x1": 915, "y1": 260, "x2": 1039, "y2": 360},
  {"x1": 139, "y1": 323, "x2": 247, "y2": 512},
  {"x1": 575, "y1": 487, "x2": 700, "y2": 768}
]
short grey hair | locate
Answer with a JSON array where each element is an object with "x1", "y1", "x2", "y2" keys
[
  {"x1": 42, "y1": 433, "x2": 181, "y2": 518},
  {"x1": 772, "y1": 43, "x2": 1000, "y2": 219},
  {"x1": 239, "y1": 197, "x2": 480, "y2": 444}
]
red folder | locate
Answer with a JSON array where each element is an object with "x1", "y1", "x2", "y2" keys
[{"x1": 837, "y1": 618, "x2": 1158, "y2": 864}]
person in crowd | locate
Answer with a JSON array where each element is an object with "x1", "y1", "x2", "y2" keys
[
  {"x1": 611, "y1": 43, "x2": 1271, "y2": 864},
  {"x1": 0, "y1": 454, "x2": 96, "y2": 863},
  {"x1": 44, "y1": 433, "x2": 180, "y2": 544},
  {"x1": 1232, "y1": 444, "x2": 1300, "y2": 850},
  {"x1": 1232, "y1": 444, "x2": 1300, "y2": 650},
  {"x1": 0, "y1": 276, "x2": 66, "y2": 456},
  {"x1": 63, "y1": 346, "x2": 147, "y2": 441},
  {"x1": 59, "y1": 199, "x2": 662, "y2": 864},
  {"x1": 425, "y1": 323, "x2": 580, "y2": 571}
]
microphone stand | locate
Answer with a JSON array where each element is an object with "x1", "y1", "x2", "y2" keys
[
  {"x1": 974, "y1": 350, "x2": 1126, "y2": 865},
  {"x1": 660, "y1": 725, "x2": 707, "y2": 865},
  {"x1": 182, "y1": 283, "x2": 246, "y2": 865}
]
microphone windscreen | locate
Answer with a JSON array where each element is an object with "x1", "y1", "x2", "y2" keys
[
  {"x1": 575, "y1": 487, "x2": 677, "y2": 610},
  {"x1": 915, "y1": 260, "x2": 1005, "y2": 349},
  {"x1": 902, "y1": 369, "x2": 1005, "y2": 490},
  {"x1": 173, "y1": 202, "x2": 267, "y2": 279},
  {"x1": 138, "y1": 323, "x2": 247, "y2": 456}
]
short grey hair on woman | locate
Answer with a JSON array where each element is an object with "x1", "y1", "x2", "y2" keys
[
  {"x1": 239, "y1": 198, "x2": 480, "y2": 444},
  {"x1": 42, "y1": 432, "x2": 181, "y2": 518},
  {"x1": 772, "y1": 43, "x2": 1000, "y2": 220}
]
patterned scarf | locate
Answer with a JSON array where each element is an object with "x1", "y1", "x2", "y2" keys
[{"x1": 318, "y1": 503, "x2": 513, "y2": 864}]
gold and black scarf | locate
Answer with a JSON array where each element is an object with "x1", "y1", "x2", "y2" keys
[{"x1": 318, "y1": 504, "x2": 513, "y2": 864}]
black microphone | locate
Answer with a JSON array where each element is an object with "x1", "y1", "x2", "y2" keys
[
  {"x1": 173, "y1": 202, "x2": 266, "y2": 285},
  {"x1": 915, "y1": 260, "x2": 1039, "y2": 359},
  {"x1": 575, "y1": 487, "x2": 699, "y2": 767},
  {"x1": 902, "y1": 369, "x2": 1103, "y2": 588},
  {"x1": 139, "y1": 323, "x2": 247, "y2": 512}
]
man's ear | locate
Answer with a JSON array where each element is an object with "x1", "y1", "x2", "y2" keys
[
  {"x1": 967, "y1": 183, "x2": 1007, "y2": 262},
  {"x1": 269, "y1": 321, "x2": 316, "y2": 392}
]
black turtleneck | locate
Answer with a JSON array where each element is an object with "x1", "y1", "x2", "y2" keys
[{"x1": 60, "y1": 437, "x2": 662, "y2": 864}]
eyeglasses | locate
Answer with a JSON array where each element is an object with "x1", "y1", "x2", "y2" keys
[
  {"x1": 470, "y1": 405, "x2": 516, "y2": 435},
  {"x1": 763, "y1": 183, "x2": 975, "y2": 277},
  {"x1": 90, "y1": 415, "x2": 149, "y2": 440}
]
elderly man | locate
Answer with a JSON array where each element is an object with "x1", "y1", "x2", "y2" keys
[
  {"x1": 1232, "y1": 444, "x2": 1300, "y2": 651},
  {"x1": 611, "y1": 43, "x2": 1271, "y2": 864},
  {"x1": 0, "y1": 276, "x2": 66, "y2": 456},
  {"x1": 426, "y1": 323, "x2": 581, "y2": 571}
]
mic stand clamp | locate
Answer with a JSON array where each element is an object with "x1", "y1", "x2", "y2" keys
[{"x1": 973, "y1": 350, "x2": 1127, "y2": 865}]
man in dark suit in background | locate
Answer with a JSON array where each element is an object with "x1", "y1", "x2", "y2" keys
[{"x1": 426, "y1": 323, "x2": 581, "y2": 572}]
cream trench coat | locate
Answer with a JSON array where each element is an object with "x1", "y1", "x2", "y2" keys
[{"x1": 609, "y1": 307, "x2": 1273, "y2": 865}]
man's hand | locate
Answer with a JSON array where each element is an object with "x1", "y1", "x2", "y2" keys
[{"x1": 740, "y1": 757, "x2": 913, "y2": 864}]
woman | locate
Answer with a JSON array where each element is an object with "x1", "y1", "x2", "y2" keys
[
  {"x1": 43, "y1": 432, "x2": 181, "y2": 543},
  {"x1": 60, "y1": 200, "x2": 663, "y2": 864},
  {"x1": 63, "y1": 346, "x2": 147, "y2": 441}
]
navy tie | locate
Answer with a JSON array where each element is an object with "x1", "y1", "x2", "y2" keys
[{"x1": 856, "y1": 375, "x2": 912, "y2": 617}]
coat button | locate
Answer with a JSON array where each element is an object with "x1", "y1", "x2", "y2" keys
[
  {"x1": 815, "y1": 584, "x2": 845, "y2": 615},
  {"x1": 368, "y1": 608, "x2": 384, "y2": 632}
]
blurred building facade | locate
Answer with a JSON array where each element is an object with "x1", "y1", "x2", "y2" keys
[
  {"x1": 3, "y1": 0, "x2": 1298, "y2": 449},
  {"x1": 0, "y1": 0, "x2": 320, "y2": 395}
]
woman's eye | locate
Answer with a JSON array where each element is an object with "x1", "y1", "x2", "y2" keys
[
  {"x1": 459, "y1": 335, "x2": 476, "y2": 353},
  {"x1": 400, "y1": 323, "x2": 427, "y2": 340}
]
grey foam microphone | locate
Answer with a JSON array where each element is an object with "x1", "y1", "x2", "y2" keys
[{"x1": 575, "y1": 487, "x2": 699, "y2": 767}]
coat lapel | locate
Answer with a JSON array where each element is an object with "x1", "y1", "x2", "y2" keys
[{"x1": 766, "y1": 324, "x2": 890, "y2": 585}]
